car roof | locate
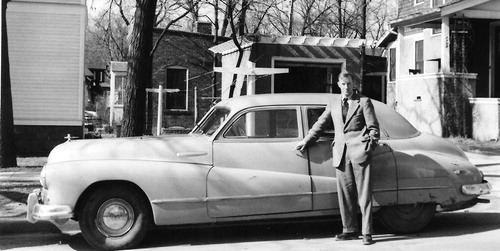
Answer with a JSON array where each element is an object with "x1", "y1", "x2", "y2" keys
[
  {"x1": 214, "y1": 93, "x2": 421, "y2": 139},
  {"x1": 216, "y1": 93, "x2": 338, "y2": 111}
]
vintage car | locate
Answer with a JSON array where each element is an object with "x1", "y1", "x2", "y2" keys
[{"x1": 27, "y1": 93, "x2": 491, "y2": 250}]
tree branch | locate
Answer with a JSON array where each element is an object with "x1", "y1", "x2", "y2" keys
[{"x1": 150, "y1": 1, "x2": 199, "y2": 57}]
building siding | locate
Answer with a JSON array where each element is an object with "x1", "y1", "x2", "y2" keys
[
  {"x1": 13, "y1": 0, "x2": 84, "y2": 4},
  {"x1": 7, "y1": 2, "x2": 86, "y2": 126},
  {"x1": 398, "y1": 0, "x2": 464, "y2": 17},
  {"x1": 6, "y1": 0, "x2": 86, "y2": 155}
]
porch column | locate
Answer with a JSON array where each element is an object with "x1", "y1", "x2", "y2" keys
[{"x1": 441, "y1": 16, "x2": 451, "y2": 73}]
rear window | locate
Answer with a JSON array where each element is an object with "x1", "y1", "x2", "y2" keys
[
  {"x1": 372, "y1": 101, "x2": 420, "y2": 139},
  {"x1": 305, "y1": 101, "x2": 419, "y2": 140}
]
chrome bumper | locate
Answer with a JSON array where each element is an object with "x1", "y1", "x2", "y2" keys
[
  {"x1": 26, "y1": 189, "x2": 73, "y2": 224},
  {"x1": 461, "y1": 182, "x2": 492, "y2": 196}
]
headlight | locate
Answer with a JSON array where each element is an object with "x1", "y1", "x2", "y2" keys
[{"x1": 40, "y1": 166, "x2": 47, "y2": 189}]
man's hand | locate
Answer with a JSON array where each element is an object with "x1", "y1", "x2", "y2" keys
[{"x1": 295, "y1": 141, "x2": 307, "y2": 152}]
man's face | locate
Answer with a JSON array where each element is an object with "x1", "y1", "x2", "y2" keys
[{"x1": 338, "y1": 76, "x2": 354, "y2": 98}]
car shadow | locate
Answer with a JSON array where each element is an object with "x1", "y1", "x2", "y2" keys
[
  {"x1": 136, "y1": 211, "x2": 500, "y2": 249},
  {"x1": 372, "y1": 211, "x2": 500, "y2": 243},
  {"x1": 3, "y1": 211, "x2": 499, "y2": 250},
  {"x1": 142, "y1": 218, "x2": 342, "y2": 248}
]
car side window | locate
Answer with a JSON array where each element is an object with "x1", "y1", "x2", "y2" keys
[
  {"x1": 306, "y1": 107, "x2": 334, "y2": 138},
  {"x1": 224, "y1": 109, "x2": 299, "y2": 138}
]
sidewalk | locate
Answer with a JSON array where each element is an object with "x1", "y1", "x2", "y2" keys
[{"x1": 0, "y1": 171, "x2": 40, "y2": 182}]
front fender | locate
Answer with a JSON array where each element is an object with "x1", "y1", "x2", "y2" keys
[{"x1": 43, "y1": 160, "x2": 213, "y2": 225}]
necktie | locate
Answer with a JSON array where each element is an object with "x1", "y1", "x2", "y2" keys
[{"x1": 342, "y1": 98, "x2": 349, "y2": 122}]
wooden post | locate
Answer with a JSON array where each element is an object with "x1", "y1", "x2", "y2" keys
[
  {"x1": 157, "y1": 85, "x2": 163, "y2": 135},
  {"x1": 146, "y1": 85, "x2": 179, "y2": 135},
  {"x1": 194, "y1": 87, "x2": 198, "y2": 124}
]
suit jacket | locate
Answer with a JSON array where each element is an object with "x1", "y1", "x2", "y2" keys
[{"x1": 304, "y1": 93, "x2": 379, "y2": 168}]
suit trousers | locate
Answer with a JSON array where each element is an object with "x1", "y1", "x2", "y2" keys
[{"x1": 336, "y1": 157, "x2": 373, "y2": 235}]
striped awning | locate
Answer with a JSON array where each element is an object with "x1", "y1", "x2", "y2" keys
[{"x1": 209, "y1": 34, "x2": 375, "y2": 56}]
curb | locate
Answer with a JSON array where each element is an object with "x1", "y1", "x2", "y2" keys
[{"x1": 0, "y1": 218, "x2": 61, "y2": 235}]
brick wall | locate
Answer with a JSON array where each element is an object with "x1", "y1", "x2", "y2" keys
[{"x1": 151, "y1": 30, "x2": 228, "y2": 134}]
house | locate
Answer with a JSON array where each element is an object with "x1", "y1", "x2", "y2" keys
[
  {"x1": 7, "y1": 0, "x2": 86, "y2": 156},
  {"x1": 377, "y1": 0, "x2": 500, "y2": 140},
  {"x1": 84, "y1": 66, "x2": 110, "y2": 136},
  {"x1": 209, "y1": 34, "x2": 386, "y2": 102}
]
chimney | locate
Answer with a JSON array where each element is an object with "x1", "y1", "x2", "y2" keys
[{"x1": 197, "y1": 22, "x2": 212, "y2": 35}]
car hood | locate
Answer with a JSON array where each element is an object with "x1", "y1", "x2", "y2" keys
[{"x1": 47, "y1": 134, "x2": 212, "y2": 165}]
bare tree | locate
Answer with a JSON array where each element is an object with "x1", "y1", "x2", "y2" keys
[
  {"x1": 366, "y1": 0, "x2": 396, "y2": 41},
  {"x1": 121, "y1": 0, "x2": 158, "y2": 137},
  {"x1": 1, "y1": 0, "x2": 17, "y2": 168}
]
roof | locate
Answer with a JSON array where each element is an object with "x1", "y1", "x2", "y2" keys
[
  {"x1": 390, "y1": 0, "x2": 496, "y2": 28},
  {"x1": 210, "y1": 34, "x2": 375, "y2": 55},
  {"x1": 153, "y1": 28, "x2": 230, "y2": 41},
  {"x1": 377, "y1": 28, "x2": 398, "y2": 48},
  {"x1": 391, "y1": 8, "x2": 441, "y2": 28}
]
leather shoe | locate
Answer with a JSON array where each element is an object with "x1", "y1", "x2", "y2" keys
[
  {"x1": 335, "y1": 232, "x2": 359, "y2": 241},
  {"x1": 362, "y1": 235, "x2": 375, "y2": 245}
]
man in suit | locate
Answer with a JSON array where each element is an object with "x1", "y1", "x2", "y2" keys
[{"x1": 295, "y1": 71, "x2": 379, "y2": 245}]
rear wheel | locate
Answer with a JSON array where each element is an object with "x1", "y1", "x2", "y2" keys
[
  {"x1": 79, "y1": 185, "x2": 152, "y2": 250},
  {"x1": 378, "y1": 203, "x2": 436, "y2": 233}
]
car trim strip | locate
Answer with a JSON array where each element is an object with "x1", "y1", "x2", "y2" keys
[
  {"x1": 398, "y1": 185, "x2": 453, "y2": 190},
  {"x1": 151, "y1": 189, "x2": 398, "y2": 205}
]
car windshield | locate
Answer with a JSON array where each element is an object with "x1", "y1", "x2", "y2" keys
[{"x1": 191, "y1": 107, "x2": 231, "y2": 136}]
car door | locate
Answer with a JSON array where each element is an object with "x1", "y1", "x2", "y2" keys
[
  {"x1": 208, "y1": 106, "x2": 312, "y2": 218},
  {"x1": 304, "y1": 106, "x2": 397, "y2": 211}
]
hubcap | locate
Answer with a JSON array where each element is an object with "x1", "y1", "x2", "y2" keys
[{"x1": 96, "y1": 198, "x2": 134, "y2": 237}]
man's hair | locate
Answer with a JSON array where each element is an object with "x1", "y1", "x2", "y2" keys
[{"x1": 338, "y1": 71, "x2": 354, "y2": 81}]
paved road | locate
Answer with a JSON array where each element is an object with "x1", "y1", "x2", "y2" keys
[{"x1": 1, "y1": 152, "x2": 499, "y2": 250}]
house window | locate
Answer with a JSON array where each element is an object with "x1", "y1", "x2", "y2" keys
[
  {"x1": 415, "y1": 40, "x2": 424, "y2": 73},
  {"x1": 389, "y1": 48, "x2": 396, "y2": 81},
  {"x1": 165, "y1": 68, "x2": 188, "y2": 110},
  {"x1": 114, "y1": 75, "x2": 125, "y2": 105},
  {"x1": 415, "y1": 0, "x2": 424, "y2": 5}
]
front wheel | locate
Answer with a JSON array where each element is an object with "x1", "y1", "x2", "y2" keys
[
  {"x1": 378, "y1": 203, "x2": 436, "y2": 233},
  {"x1": 79, "y1": 185, "x2": 152, "y2": 250}
]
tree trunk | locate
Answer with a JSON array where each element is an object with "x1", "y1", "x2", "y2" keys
[
  {"x1": 359, "y1": 0, "x2": 366, "y2": 91},
  {"x1": 1, "y1": 0, "x2": 17, "y2": 167},
  {"x1": 121, "y1": 0, "x2": 158, "y2": 137},
  {"x1": 237, "y1": 0, "x2": 248, "y2": 36},
  {"x1": 288, "y1": 0, "x2": 294, "y2": 35},
  {"x1": 227, "y1": 0, "x2": 245, "y2": 98},
  {"x1": 337, "y1": 0, "x2": 342, "y2": 37},
  {"x1": 220, "y1": 1, "x2": 230, "y2": 37}
]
